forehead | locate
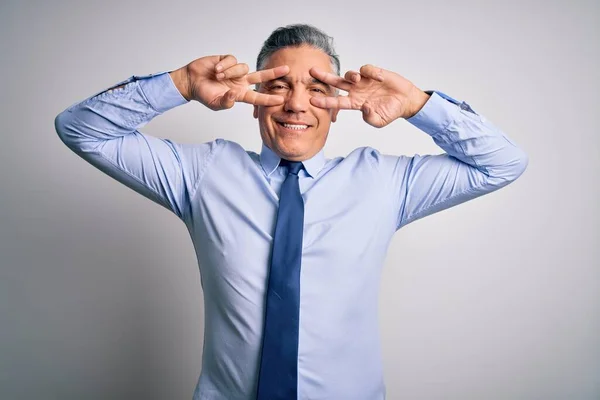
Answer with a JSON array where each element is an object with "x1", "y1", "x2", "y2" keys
[{"x1": 262, "y1": 45, "x2": 334, "y2": 75}]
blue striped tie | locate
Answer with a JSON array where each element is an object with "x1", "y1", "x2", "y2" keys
[{"x1": 257, "y1": 160, "x2": 304, "y2": 399}]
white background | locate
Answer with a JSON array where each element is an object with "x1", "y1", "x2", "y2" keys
[{"x1": 1, "y1": 0, "x2": 598, "y2": 398}]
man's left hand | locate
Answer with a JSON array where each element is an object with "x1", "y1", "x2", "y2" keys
[{"x1": 309, "y1": 65, "x2": 430, "y2": 128}]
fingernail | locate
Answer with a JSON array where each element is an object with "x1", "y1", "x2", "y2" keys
[
  {"x1": 216, "y1": 73, "x2": 225, "y2": 80},
  {"x1": 215, "y1": 65, "x2": 223, "y2": 72}
]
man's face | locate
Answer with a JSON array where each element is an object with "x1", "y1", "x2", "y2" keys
[{"x1": 253, "y1": 45, "x2": 338, "y2": 161}]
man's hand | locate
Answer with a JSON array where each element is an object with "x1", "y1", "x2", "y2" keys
[
  {"x1": 309, "y1": 65, "x2": 430, "y2": 128},
  {"x1": 169, "y1": 55, "x2": 289, "y2": 111}
]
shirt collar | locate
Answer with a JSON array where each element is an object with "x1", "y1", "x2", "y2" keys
[{"x1": 260, "y1": 143, "x2": 326, "y2": 179}]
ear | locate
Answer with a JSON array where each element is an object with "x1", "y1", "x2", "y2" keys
[
  {"x1": 253, "y1": 105, "x2": 258, "y2": 119},
  {"x1": 331, "y1": 108, "x2": 339, "y2": 123}
]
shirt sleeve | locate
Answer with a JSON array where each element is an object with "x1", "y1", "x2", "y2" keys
[
  {"x1": 374, "y1": 91, "x2": 529, "y2": 231},
  {"x1": 54, "y1": 72, "x2": 223, "y2": 220}
]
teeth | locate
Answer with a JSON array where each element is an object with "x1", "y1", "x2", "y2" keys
[{"x1": 282, "y1": 123, "x2": 308, "y2": 130}]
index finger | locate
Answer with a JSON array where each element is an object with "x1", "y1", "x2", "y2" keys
[
  {"x1": 309, "y1": 67, "x2": 352, "y2": 92},
  {"x1": 246, "y1": 65, "x2": 290, "y2": 85},
  {"x1": 240, "y1": 90, "x2": 285, "y2": 107},
  {"x1": 310, "y1": 95, "x2": 355, "y2": 110}
]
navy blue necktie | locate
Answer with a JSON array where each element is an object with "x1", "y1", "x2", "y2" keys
[{"x1": 257, "y1": 160, "x2": 304, "y2": 400}]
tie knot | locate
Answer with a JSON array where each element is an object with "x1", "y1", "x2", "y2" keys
[{"x1": 280, "y1": 160, "x2": 304, "y2": 176}]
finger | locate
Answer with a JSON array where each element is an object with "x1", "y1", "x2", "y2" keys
[
  {"x1": 240, "y1": 90, "x2": 285, "y2": 106},
  {"x1": 310, "y1": 67, "x2": 352, "y2": 91},
  {"x1": 218, "y1": 89, "x2": 238, "y2": 109},
  {"x1": 362, "y1": 103, "x2": 385, "y2": 127},
  {"x1": 359, "y1": 64, "x2": 385, "y2": 82},
  {"x1": 216, "y1": 63, "x2": 249, "y2": 80},
  {"x1": 246, "y1": 65, "x2": 290, "y2": 85},
  {"x1": 344, "y1": 70, "x2": 361, "y2": 84},
  {"x1": 215, "y1": 54, "x2": 237, "y2": 73},
  {"x1": 310, "y1": 95, "x2": 355, "y2": 110}
]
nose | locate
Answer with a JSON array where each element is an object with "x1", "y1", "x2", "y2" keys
[{"x1": 283, "y1": 89, "x2": 309, "y2": 113}]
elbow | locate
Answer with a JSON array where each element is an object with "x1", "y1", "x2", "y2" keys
[
  {"x1": 55, "y1": 110, "x2": 74, "y2": 147},
  {"x1": 55, "y1": 109, "x2": 88, "y2": 152},
  {"x1": 488, "y1": 147, "x2": 529, "y2": 186},
  {"x1": 509, "y1": 148, "x2": 529, "y2": 182}
]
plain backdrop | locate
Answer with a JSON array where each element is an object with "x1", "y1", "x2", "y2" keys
[{"x1": 1, "y1": 0, "x2": 598, "y2": 399}]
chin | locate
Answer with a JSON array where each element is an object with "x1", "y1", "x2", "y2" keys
[
  {"x1": 273, "y1": 140, "x2": 308, "y2": 160},
  {"x1": 278, "y1": 149, "x2": 306, "y2": 161}
]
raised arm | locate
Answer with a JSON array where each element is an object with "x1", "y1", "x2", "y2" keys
[
  {"x1": 309, "y1": 64, "x2": 529, "y2": 230},
  {"x1": 55, "y1": 55, "x2": 289, "y2": 219},
  {"x1": 389, "y1": 92, "x2": 528, "y2": 229}
]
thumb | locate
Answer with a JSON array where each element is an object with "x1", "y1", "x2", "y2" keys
[
  {"x1": 218, "y1": 89, "x2": 238, "y2": 110},
  {"x1": 361, "y1": 104, "x2": 384, "y2": 127}
]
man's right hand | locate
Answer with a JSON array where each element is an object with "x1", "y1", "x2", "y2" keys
[{"x1": 169, "y1": 55, "x2": 289, "y2": 111}]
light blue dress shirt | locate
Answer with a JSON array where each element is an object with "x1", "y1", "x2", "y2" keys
[{"x1": 55, "y1": 72, "x2": 528, "y2": 399}]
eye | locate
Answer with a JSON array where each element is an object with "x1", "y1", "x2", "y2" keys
[
  {"x1": 310, "y1": 87, "x2": 327, "y2": 95},
  {"x1": 269, "y1": 84, "x2": 288, "y2": 91}
]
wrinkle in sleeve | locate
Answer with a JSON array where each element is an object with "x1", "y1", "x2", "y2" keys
[
  {"x1": 58, "y1": 113, "x2": 220, "y2": 220},
  {"x1": 387, "y1": 152, "x2": 492, "y2": 230},
  {"x1": 55, "y1": 73, "x2": 220, "y2": 221},
  {"x1": 373, "y1": 95, "x2": 527, "y2": 231}
]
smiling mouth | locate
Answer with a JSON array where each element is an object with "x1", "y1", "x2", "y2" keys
[{"x1": 276, "y1": 121, "x2": 311, "y2": 131}]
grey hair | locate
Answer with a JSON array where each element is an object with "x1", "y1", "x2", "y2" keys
[{"x1": 256, "y1": 24, "x2": 340, "y2": 77}]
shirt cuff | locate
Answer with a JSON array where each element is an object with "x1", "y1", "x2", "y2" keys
[
  {"x1": 406, "y1": 91, "x2": 460, "y2": 135},
  {"x1": 136, "y1": 72, "x2": 189, "y2": 113},
  {"x1": 406, "y1": 91, "x2": 476, "y2": 136}
]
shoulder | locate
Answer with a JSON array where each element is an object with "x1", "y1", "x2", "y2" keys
[
  {"x1": 341, "y1": 146, "x2": 386, "y2": 168},
  {"x1": 328, "y1": 147, "x2": 414, "y2": 179},
  {"x1": 176, "y1": 138, "x2": 246, "y2": 155}
]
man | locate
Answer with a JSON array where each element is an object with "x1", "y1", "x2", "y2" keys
[{"x1": 55, "y1": 24, "x2": 528, "y2": 400}]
